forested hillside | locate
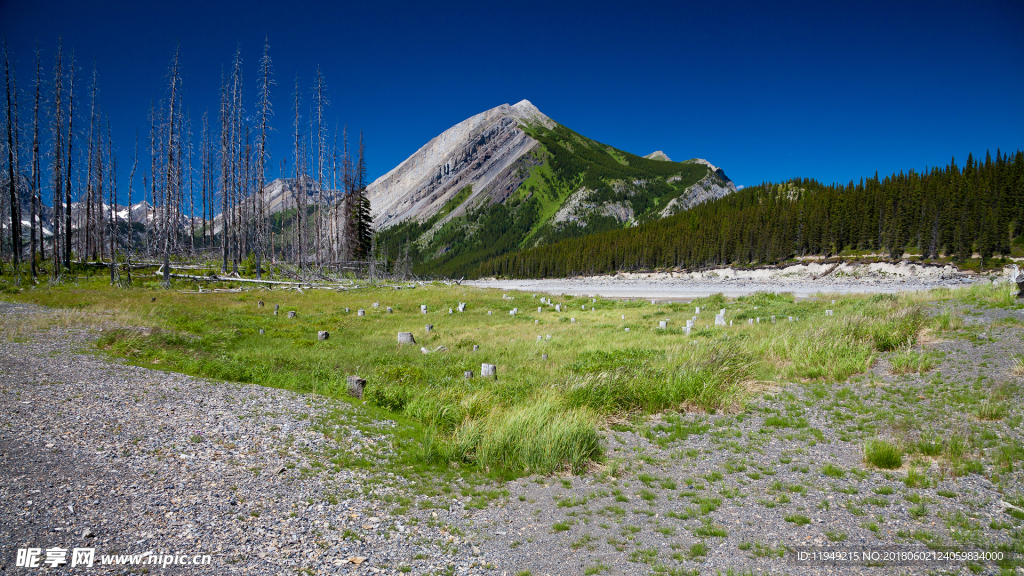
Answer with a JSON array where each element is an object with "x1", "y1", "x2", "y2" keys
[{"x1": 476, "y1": 151, "x2": 1024, "y2": 278}]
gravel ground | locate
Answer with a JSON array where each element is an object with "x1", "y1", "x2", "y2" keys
[{"x1": 2, "y1": 300, "x2": 1023, "y2": 575}]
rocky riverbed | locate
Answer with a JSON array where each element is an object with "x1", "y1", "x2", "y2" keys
[{"x1": 467, "y1": 261, "x2": 1015, "y2": 300}]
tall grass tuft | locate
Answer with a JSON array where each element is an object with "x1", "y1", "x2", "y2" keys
[
  {"x1": 864, "y1": 438, "x2": 903, "y2": 469},
  {"x1": 562, "y1": 345, "x2": 750, "y2": 413},
  {"x1": 931, "y1": 308, "x2": 964, "y2": 331},
  {"x1": 452, "y1": 393, "x2": 602, "y2": 475}
]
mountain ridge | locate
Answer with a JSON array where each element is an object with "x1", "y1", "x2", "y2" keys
[{"x1": 372, "y1": 100, "x2": 738, "y2": 277}]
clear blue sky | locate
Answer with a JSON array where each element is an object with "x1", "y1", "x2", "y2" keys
[{"x1": 3, "y1": 0, "x2": 1022, "y2": 201}]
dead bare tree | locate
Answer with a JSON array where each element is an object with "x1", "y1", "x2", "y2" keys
[
  {"x1": 4, "y1": 37, "x2": 22, "y2": 272},
  {"x1": 218, "y1": 68, "x2": 229, "y2": 273},
  {"x1": 62, "y1": 48, "x2": 75, "y2": 270},
  {"x1": 84, "y1": 63, "x2": 98, "y2": 261},
  {"x1": 50, "y1": 41, "x2": 64, "y2": 278},
  {"x1": 254, "y1": 37, "x2": 274, "y2": 280},
  {"x1": 160, "y1": 46, "x2": 181, "y2": 287},
  {"x1": 310, "y1": 66, "x2": 328, "y2": 268},
  {"x1": 29, "y1": 44, "x2": 42, "y2": 280}
]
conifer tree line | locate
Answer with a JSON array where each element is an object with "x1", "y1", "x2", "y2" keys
[
  {"x1": 477, "y1": 151, "x2": 1024, "y2": 278},
  {"x1": 0, "y1": 37, "x2": 374, "y2": 285}
]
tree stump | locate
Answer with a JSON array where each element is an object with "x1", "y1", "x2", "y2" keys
[
  {"x1": 555, "y1": 304, "x2": 560, "y2": 312},
  {"x1": 464, "y1": 370, "x2": 473, "y2": 379},
  {"x1": 538, "y1": 307, "x2": 543, "y2": 313},
  {"x1": 258, "y1": 301, "x2": 264, "y2": 308},
  {"x1": 347, "y1": 376, "x2": 366, "y2": 399},
  {"x1": 357, "y1": 309, "x2": 365, "y2": 316},
  {"x1": 259, "y1": 329, "x2": 265, "y2": 335},
  {"x1": 659, "y1": 320, "x2": 667, "y2": 329},
  {"x1": 345, "y1": 307, "x2": 350, "y2": 313},
  {"x1": 318, "y1": 331, "x2": 329, "y2": 341},
  {"x1": 420, "y1": 305, "x2": 427, "y2": 314},
  {"x1": 472, "y1": 345, "x2": 479, "y2": 352},
  {"x1": 387, "y1": 307, "x2": 394, "y2": 313},
  {"x1": 481, "y1": 363, "x2": 496, "y2": 379},
  {"x1": 542, "y1": 353, "x2": 548, "y2": 361},
  {"x1": 425, "y1": 324, "x2": 433, "y2": 333},
  {"x1": 373, "y1": 302, "x2": 379, "y2": 309},
  {"x1": 288, "y1": 311, "x2": 297, "y2": 318},
  {"x1": 398, "y1": 332, "x2": 416, "y2": 345},
  {"x1": 1016, "y1": 272, "x2": 1024, "y2": 298}
]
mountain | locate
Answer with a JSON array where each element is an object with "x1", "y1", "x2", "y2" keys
[
  {"x1": 644, "y1": 151, "x2": 671, "y2": 161},
  {"x1": 372, "y1": 100, "x2": 736, "y2": 277}
]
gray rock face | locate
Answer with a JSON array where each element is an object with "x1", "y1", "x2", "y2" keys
[
  {"x1": 659, "y1": 167, "x2": 738, "y2": 218},
  {"x1": 367, "y1": 100, "x2": 554, "y2": 230}
]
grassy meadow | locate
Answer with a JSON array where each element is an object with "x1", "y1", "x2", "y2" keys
[{"x1": 1, "y1": 270, "x2": 1020, "y2": 479}]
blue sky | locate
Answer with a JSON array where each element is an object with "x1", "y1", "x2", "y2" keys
[{"x1": 3, "y1": 0, "x2": 1022, "y2": 201}]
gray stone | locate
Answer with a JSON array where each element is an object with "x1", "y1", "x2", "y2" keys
[
  {"x1": 398, "y1": 332, "x2": 416, "y2": 345},
  {"x1": 347, "y1": 376, "x2": 366, "y2": 399}
]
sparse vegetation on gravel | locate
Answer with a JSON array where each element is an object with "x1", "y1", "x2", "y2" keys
[{"x1": 2, "y1": 275, "x2": 1023, "y2": 575}]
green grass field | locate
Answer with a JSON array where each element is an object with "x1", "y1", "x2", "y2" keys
[{"x1": 1, "y1": 269, "x2": 1019, "y2": 478}]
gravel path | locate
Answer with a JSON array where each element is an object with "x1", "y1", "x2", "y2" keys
[{"x1": 2, "y1": 300, "x2": 1023, "y2": 575}]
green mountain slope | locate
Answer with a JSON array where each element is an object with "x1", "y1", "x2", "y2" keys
[{"x1": 375, "y1": 121, "x2": 730, "y2": 277}]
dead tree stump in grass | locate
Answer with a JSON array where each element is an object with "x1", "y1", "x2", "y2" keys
[
  {"x1": 347, "y1": 376, "x2": 366, "y2": 399},
  {"x1": 481, "y1": 363, "x2": 496, "y2": 379}
]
